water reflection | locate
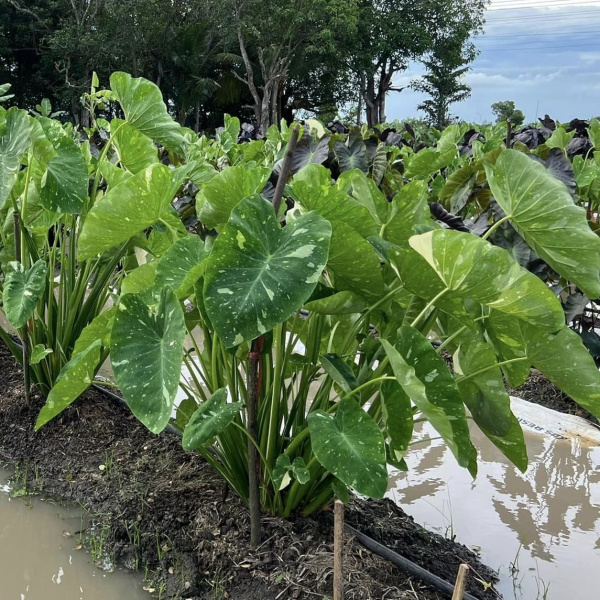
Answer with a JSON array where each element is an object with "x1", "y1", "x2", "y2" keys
[{"x1": 388, "y1": 422, "x2": 600, "y2": 599}]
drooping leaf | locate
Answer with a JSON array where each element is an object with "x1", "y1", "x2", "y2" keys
[
  {"x1": 30, "y1": 344, "x2": 53, "y2": 364},
  {"x1": 320, "y1": 353, "x2": 358, "y2": 394},
  {"x1": 2, "y1": 260, "x2": 47, "y2": 328},
  {"x1": 308, "y1": 398, "x2": 388, "y2": 498},
  {"x1": 35, "y1": 340, "x2": 102, "y2": 430},
  {"x1": 521, "y1": 324, "x2": 600, "y2": 419},
  {"x1": 154, "y1": 235, "x2": 207, "y2": 299},
  {"x1": 182, "y1": 388, "x2": 242, "y2": 450},
  {"x1": 203, "y1": 196, "x2": 331, "y2": 347},
  {"x1": 381, "y1": 329, "x2": 477, "y2": 475},
  {"x1": 381, "y1": 180, "x2": 429, "y2": 247},
  {"x1": 0, "y1": 107, "x2": 31, "y2": 209},
  {"x1": 485, "y1": 149, "x2": 600, "y2": 298},
  {"x1": 72, "y1": 307, "x2": 117, "y2": 358},
  {"x1": 78, "y1": 163, "x2": 174, "y2": 260},
  {"x1": 40, "y1": 136, "x2": 88, "y2": 213},
  {"x1": 198, "y1": 165, "x2": 271, "y2": 230},
  {"x1": 111, "y1": 287, "x2": 186, "y2": 433},
  {"x1": 381, "y1": 380, "x2": 413, "y2": 462},
  {"x1": 409, "y1": 229, "x2": 564, "y2": 331},
  {"x1": 110, "y1": 72, "x2": 186, "y2": 155},
  {"x1": 439, "y1": 163, "x2": 476, "y2": 214}
]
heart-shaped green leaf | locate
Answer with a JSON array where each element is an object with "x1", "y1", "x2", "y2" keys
[
  {"x1": 110, "y1": 72, "x2": 186, "y2": 155},
  {"x1": 308, "y1": 398, "x2": 388, "y2": 498},
  {"x1": 409, "y1": 229, "x2": 564, "y2": 331},
  {"x1": 0, "y1": 107, "x2": 31, "y2": 210},
  {"x1": 198, "y1": 165, "x2": 271, "y2": 230},
  {"x1": 182, "y1": 388, "x2": 242, "y2": 450},
  {"x1": 485, "y1": 149, "x2": 600, "y2": 298},
  {"x1": 2, "y1": 259, "x2": 47, "y2": 328},
  {"x1": 381, "y1": 327, "x2": 477, "y2": 475},
  {"x1": 78, "y1": 163, "x2": 174, "y2": 260},
  {"x1": 111, "y1": 118, "x2": 158, "y2": 174},
  {"x1": 204, "y1": 195, "x2": 331, "y2": 347},
  {"x1": 36, "y1": 340, "x2": 102, "y2": 430},
  {"x1": 111, "y1": 287, "x2": 186, "y2": 433}
]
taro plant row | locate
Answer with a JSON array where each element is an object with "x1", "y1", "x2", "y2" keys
[{"x1": 1, "y1": 74, "x2": 600, "y2": 526}]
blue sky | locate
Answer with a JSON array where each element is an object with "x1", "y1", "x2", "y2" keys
[{"x1": 387, "y1": 0, "x2": 600, "y2": 123}]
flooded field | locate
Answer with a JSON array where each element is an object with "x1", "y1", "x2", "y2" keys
[
  {"x1": 389, "y1": 401, "x2": 600, "y2": 599},
  {"x1": 0, "y1": 469, "x2": 148, "y2": 600}
]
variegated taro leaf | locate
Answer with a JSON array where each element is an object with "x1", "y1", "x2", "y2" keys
[
  {"x1": 182, "y1": 388, "x2": 242, "y2": 450},
  {"x1": 485, "y1": 149, "x2": 600, "y2": 298},
  {"x1": 2, "y1": 260, "x2": 47, "y2": 328},
  {"x1": 110, "y1": 117, "x2": 159, "y2": 174},
  {"x1": 110, "y1": 72, "x2": 187, "y2": 155},
  {"x1": 78, "y1": 163, "x2": 174, "y2": 260},
  {"x1": 203, "y1": 195, "x2": 331, "y2": 347},
  {"x1": 111, "y1": 286, "x2": 186, "y2": 433},
  {"x1": 381, "y1": 328, "x2": 477, "y2": 475},
  {"x1": 0, "y1": 107, "x2": 31, "y2": 210},
  {"x1": 36, "y1": 340, "x2": 102, "y2": 430},
  {"x1": 409, "y1": 229, "x2": 564, "y2": 331},
  {"x1": 308, "y1": 397, "x2": 388, "y2": 498},
  {"x1": 455, "y1": 340, "x2": 527, "y2": 471}
]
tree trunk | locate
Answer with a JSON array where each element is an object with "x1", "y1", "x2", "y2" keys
[{"x1": 363, "y1": 73, "x2": 377, "y2": 128}]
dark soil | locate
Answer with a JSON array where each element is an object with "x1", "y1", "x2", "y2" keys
[
  {"x1": 510, "y1": 369, "x2": 600, "y2": 426},
  {"x1": 0, "y1": 343, "x2": 499, "y2": 600}
]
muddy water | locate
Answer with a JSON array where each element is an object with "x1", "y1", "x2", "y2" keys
[
  {"x1": 388, "y1": 415, "x2": 600, "y2": 599},
  {"x1": 0, "y1": 470, "x2": 148, "y2": 600}
]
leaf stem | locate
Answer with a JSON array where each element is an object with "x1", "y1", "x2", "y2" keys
[
  {"x1": 410, "y1": 289, "x2": 448, "y2": 329},
  {"x1": 482, "y1": 215, "x2": 511, "y2": 241},
  {"x1": 455, "y1": 357, "x2": 528, "y2": 384}
]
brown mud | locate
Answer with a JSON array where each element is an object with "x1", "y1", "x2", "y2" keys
[{"x1": 0, "y1": 343, "x2": 499, "y2": 599}]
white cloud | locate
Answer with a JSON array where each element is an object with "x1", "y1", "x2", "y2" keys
[{"x1": 579, "y1": 52, "x2": 600, "y2": 64}]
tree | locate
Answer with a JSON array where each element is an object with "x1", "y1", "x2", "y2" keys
[
  {"x1": 492, "y1": 100, "x2": 525, "y2": 127},
  {"x1": 354, "y1": 0, "x2": 487, "y2": 128},
  {"x1": 218, "y1": 0, "x2": 358, "y2": 135},
  {"x1": 412, "y1": 39, "x2": 477, "y2": 128}
]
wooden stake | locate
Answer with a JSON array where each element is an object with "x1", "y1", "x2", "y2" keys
[
  {"x1": 451, "y1": 564, "x2": 469, "y2": 600},
  {"x1": 333, "y1": 500, "x2": 344, "y2": 600},
  {"x1": 13, "y1": 211, "x2": 30, "y2": 406},
  {"x1": 246, "y1": 124, "x2": 301, "y2": 548}
]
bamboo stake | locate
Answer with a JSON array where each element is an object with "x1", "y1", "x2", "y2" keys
[
  {"x1": 333, "y1": 499, "x2": 344, "y2": 600},
  {"x1": 13, "y1": 211, "x2": 30, "y2": 406},
  {"x1": 246, "y1": 123, "x2": 301, "y2": 547},
  {"x1": 451, "y1": 564, "x2": 470, "y2": 600}
]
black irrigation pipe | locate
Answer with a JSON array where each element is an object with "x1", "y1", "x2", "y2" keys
[{"x1": 6, "y1": 337, "x2": 483, "y2": 600}]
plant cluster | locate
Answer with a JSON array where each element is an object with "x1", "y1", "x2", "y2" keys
[{"x1": 1, "y1": 74, "x2": 600, "y2": 525}]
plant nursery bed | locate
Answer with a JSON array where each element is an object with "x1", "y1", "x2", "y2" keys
[{"x1": 0, "y1": 343, "x2": 499, "y2": 600}]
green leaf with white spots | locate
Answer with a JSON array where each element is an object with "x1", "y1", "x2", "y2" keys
[
  {"x1": 121, "y1": 262, "x2": 157, "y2": 298},
  {"x1": 182, "y1": 388, "x2": 242, "y2": 450},
  {"x1": 111, "y1": 287, "x2": 186, "y2": 433},
  {"x1": 485, "y1": 149, "x2": 600, "y2": 298},
  {"x1": 35, "y1": 340, "x2": 102, "y2": 430},
  {"x1": 2, "y1": 260, "x2": 47, "y2": 328},
  {"x1": 30, "y1": 344, "x2": 53, "y2": 364},
  {"x1": 72, "y1": 307, "x2": 117, "y2": 358},
  {"x1": 521, "y1": 324, "x2": 600, "y2": 419},
  {"x1": 339, "y1": 169, "x2": 389, "y2": 226},
  {"x1": 0, "y1": 107, "x2": 31, "y2": 209},
  {"x1": 155, "y1": 235, "x2": 207, "y2": 299},
  {"x1": 308, "y1": 398, "x2": 388, "y2": 498},
  {"x1": 78, "y1": 163, "x2": 174, "y2": 260},
  {"x1": 381, "y1": 329, "x2": 477, "y2": 475},
  {"x1": 111, "y1": 118, "x2": 158, "y2": 174},
  {"x1": 409, "y1": 229, "x2": 564, "y2": 331},
  {"x1": 198, "y1": 165, "x2": 271, "y2": 230},
  {"x1": 455, "y1": 340, "x2": 527, "y2": 472},
  {"x1": 40, "y1": 136, "x2": 88, "y2": 213},
  {"x1": 327, "y1": 222, "x2": 383, "y2": 301},
  {"x1": 110, "y1": 72, "x2": 186, "y2": 155},
  {"x1": 203, "y1": 195, "x2": 331, "y2": 347}
]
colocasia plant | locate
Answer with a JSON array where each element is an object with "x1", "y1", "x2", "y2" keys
[{"x1": 3, "y1": 74, "x2": 600, "y2": 520}]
